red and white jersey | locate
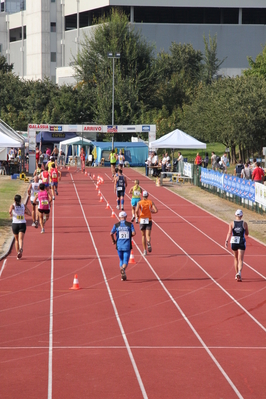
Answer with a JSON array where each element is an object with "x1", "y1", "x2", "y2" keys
[
  {"x1": 50, "y1": 167, "x2": 59, "y2": 182},
  {"x1": 41, "y1": 170, "x2": 49, "y2": 184}
]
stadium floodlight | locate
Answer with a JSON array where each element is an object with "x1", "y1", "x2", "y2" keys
[{"x1": 107, "y1": 52, "x2": 121, "y2": 126}]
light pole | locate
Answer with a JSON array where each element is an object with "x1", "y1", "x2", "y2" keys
[{"x1": 107, "y1": 52, "x2": 120, "y2": 126}]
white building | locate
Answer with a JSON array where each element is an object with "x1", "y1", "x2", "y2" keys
[{"x1": 0, "y1": 0, "x2": 266, "y2": 85}]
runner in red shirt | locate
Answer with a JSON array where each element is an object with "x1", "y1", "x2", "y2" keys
[
  {"x1": 252, "y1": 162, "x2": 265, "y2": 183},
  {"x1": 194, "y1": 153, "x2": 203, "y2": 166},
  {"x1": 39, "y1": 165, "x2": 50, "y2": 191},
  {"x1": 49, "y1": 163, "x2": 61, "y2": 200},
  {"x1": 80, "y1": 148, "x2": 86, "y2": 173}
]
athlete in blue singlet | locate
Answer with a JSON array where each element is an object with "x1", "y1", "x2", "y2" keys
[
  {"x1": 225, "y1": 209, "x2": 249, "y2": 282},
  {"x1": 114, "y1": 168, "x2": 127, "y2": 210},
  {"x1": 110, "y1": 211, "x2": 136, "y2": 281}
]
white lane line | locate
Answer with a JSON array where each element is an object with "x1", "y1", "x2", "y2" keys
[
  {"x1": 71, "y1": 175, "x2": 148, "y2": 399},
  {"x1": 47, "y1": 200, "x2": 55, "y2": 399},
  {"x1": 0, "y1": 259, "x2": 7, "y2": 277}
]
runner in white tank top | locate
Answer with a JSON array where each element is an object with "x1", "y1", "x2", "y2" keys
[
  {"x1": 9, "y1": 194, "x2": 31, "y2": 260},
  {"x1": 28, "y1": 176, "x2": 40, "y2": 227}
]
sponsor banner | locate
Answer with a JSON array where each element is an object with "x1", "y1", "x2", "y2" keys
[
  {"x1": 107, "y1": 125, "x2": 118, "y2": 133},
  {"x1": 28, "y1": 124, "x2": 49, "y2": 130},
  {"x1": 201, "y1": 169, "x2": 256, "y2": 201},
  {"x1": 201, "y1": 168, "x2": 224, "y2": 189},
  {"x1": 50, "y1": 126, "x2": 63, "y2": 132},
  {"x1": 122, "y1": 126, "x2": 136, "y2": 131},
  {"x1": 142, "y1": 125, "x2": 150, "y2": 132},
  {"x1": 255, "y1": 182, "x2": 266, "y2": 207},
  {"x1": 83, "y1": 125, "x2": 102, "y2": 132},
  {"x1": 183, "y1": 162, "x2": 192, "y2": 178}
]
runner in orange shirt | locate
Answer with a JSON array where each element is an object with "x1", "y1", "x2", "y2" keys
[{"x1": 135, "y1": 191, "x2": 158, "y2": 255}]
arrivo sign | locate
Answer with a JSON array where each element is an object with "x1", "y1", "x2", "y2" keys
[
  {"x1": 84, "y1": 126, "x2": 102, "y2": 131},
  {"x1": 29, "y1": 124, "x2": 49, "y2": 129}
]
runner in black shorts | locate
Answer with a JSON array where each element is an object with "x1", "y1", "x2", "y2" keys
[
  {"x1": 9, "y1": 194, "x2": 31, "y2": 260},
  {"x1": 225, "y1": 209, "x2": 249, "y2": 282}
]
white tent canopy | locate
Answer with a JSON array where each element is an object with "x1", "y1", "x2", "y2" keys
[
  {"x1": 59, "y1": 136, "x2": 93, "y2": 160},
  {"x1": 149, "y1": 128, "x2": 206, "y2": 149},
  {"x1": 0, "y1": 130, "x2": 23, "y2": 147}
]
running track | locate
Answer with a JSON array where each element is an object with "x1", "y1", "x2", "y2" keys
[{"x1": 1, "y1": 167, "x2": 265, "y2": 399}]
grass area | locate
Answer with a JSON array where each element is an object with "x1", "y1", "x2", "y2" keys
[{"x1": 0, "y1": 177, "x2": 28, "y2": 228}]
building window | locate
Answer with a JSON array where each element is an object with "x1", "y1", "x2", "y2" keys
[
  {"x1": 51, "y1": 22, "x2": 56, "y2": 32},
  {"x1": 51, "y1": 0, "x2": 56, "y2": 3},
  {"x1": 51, "y1": 52, "x2": 56, "y2": 62}
]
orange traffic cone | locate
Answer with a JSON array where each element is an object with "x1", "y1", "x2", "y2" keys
[
  {"x1": 95, "y1": 184, "x2": 98, "y2": 190},
  {"x1": 93, "y1": 174, "x2": 95, "y2": 179},
  {"x1": 85, "y1": 171, "x2": 87, "y2": 175},
  {"x1": 70, "y1": 274, "x2": 80, "y2": 290},
  {"x1": 131, "y1": 240, "x2": 134, "y2": 247},
  {"x1": 129, "y1": 250, "x2": 136, "y2": 264},
  {"x1": 106, "y1": 202, "x2": 110, "y2": 209},
  {"x1": 68, "y1": 166, "x2": 70, "y2": 170},
  {"x1": 99, "y1": 196, "x2": 103, "y2": 202},
  {"x1": 98, "y1": 190, "x2": 101, "y2": 196},
  {"x1": 111, "y1": 210, "x2": 115, "y2": 218}
]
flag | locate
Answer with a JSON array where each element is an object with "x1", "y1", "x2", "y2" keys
[{"x1": 92, "y1": 146, "x2": 97, "y2": 160}]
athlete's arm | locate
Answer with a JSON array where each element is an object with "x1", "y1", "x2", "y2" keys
[
  {"x1": 151, "y1": 202, "x2": 158, "y2": 213},
  {"x1": 244, "y1": 222, "x2": 249, "y2": 236},
  {"x1": 27, "y1": 184, "x2": 32, "y2": 196},
  {"x1": 225, "y1": 222, "x2": 233, "y2": 247},
  {"x1": 110, "y1": 232, "x2": 116, "y2": 245},
  {"x1": 9, "y1": 204, "x2": 14, "y2": 217}
]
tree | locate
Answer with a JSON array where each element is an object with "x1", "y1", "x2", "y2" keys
[
  {"x1": 202, "y1": 33, "x2": 226, "y2": 85},
  {"x1": 244, "y1": 44, "x2": 266, "y2": 78},
  {"x1": 181, "y1": 76, "x2": 266, "y2": 162},
  {"x1": 0, "y1": 55, "x2": 13, "y2": 73},
  {"x1": 73, "y1": 8, "x2": 157, "y2": 138}
]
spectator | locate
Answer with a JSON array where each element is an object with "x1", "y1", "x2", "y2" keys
[
  {"x1": 252, "y1": 162, "x2": 265, "y2": 184},
  {"x1": 220, "y1": 152, "x2": 229, "y2": 173},
  {"x1": 235, "y1": 159, "x2": 244, "y2": 177},
  {"x1": 250, "y1": 158, "x2": 257, "y2": 171},
  {"x1": 241, "y1": 163, "x2": 252, "y2": 180},
  {"x1": 211, "y1": 152, "x2": 218, "y2": 170},
  {"x1": 194, "y1": 153, "x2": 202, "y2": 166},
  {"x1": 203, "y1": 152, "x2": 209, "y2": 168}
]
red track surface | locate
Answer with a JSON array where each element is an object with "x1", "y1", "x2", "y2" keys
[{"x1": 1, "y1": 167, "x2": 265, "y2": 399}]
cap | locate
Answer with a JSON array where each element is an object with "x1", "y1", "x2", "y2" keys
[
  {"x1": 235, "y1": 209, "x2": 243, "y2": 217},
  {"x1": 119, "y1": 211, "x2": 127, "y2": 218},
  {"x1": 50, "y1": 156, "x2": 53, "y2": 159},
  {"x1": 143, "y1": 191, "x2": 148, "y2": 197}
]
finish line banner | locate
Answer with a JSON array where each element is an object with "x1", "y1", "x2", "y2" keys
[{"x1": 201, "y1": 169, "x2": 255, "y2": 202}]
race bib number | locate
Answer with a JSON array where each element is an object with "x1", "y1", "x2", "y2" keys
[
  {"x1": 230, "y1": 236, "x2": 240, "y2": 244},
  {"x1": 33, "y1": 191, "x2": 38, "y2": 196},
  {"x1": 16, "y1": 215, "x2": 24, "y2": 220},
  {"x1": 117, "y1": 186, "x2": 123, "y2": 191},
  {"x1": 140, "y1": 218, "x2": 149, "y2": 225},
  {"x1": 43, "y1": 177, "x2": 47, "y2": 182},
  {"x1": 133, "y1": 190, "x2": 140, "y2": 196},
  {"x1": 119, "y1": 231, "x2": 129, "y2": 239},
  {"x1": 41, "y1": 200, "x2": 49, "y2": 206},
  {"x1": 52, "y1": 173, "x2": 57, "y2": 178}
]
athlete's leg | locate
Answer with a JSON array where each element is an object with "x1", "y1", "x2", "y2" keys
[
  {"x1": 237, "y1": 249, "x2": 245, "y2": 274},
  {"x1": 14, "y1": 233, "x2": 19, "y2": 253},
  {"x1": 233, "y1": 250, "x2": 239, "y2": 274},
  {"x1": 18, "y1": 231, "x2": 25, "y2": 252}
]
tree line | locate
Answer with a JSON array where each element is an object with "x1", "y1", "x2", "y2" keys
[{"x1": 0, "y1": 9, "x2": 265, "y2": 162}]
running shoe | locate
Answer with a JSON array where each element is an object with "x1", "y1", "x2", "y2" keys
[
  {"x1": 41, "y1": 228, "x2": 45, "y2": 234},
  {"x1": 53, "y1": 196, "x2": 55, "y2": 200},
  {"x1": 35, "y1": 221, "x2": 38, "y2": 228},
  {"x1": 56, "y1": 190, "x2": 58, "y2": 195},
  {"x1": 116, "y1": 205, "x2": 120, "y2": 210},
  {"x1": 121, "y1": 206, "x2": 124, "y2": 210},
  {"x1": 236, "y1": 273, "x2": 242, "y2": 282},
  {"x1": 131, "y1": 216, "x2": 135, "y2": 222},
  {"x1": 147, "y1": 241, "x2": 152, "y2": 253},
  {"x1": 17, "y1": 249, "x2": 23, "y2": 259},
  {"x1": 120, "y1": 268, "x2": 127, "y2": 281},
  {"x1": 143, "y1": 249, "x2": 147, "y2": 256},
  {"x1": 135, "y1": 217, "x2": 138, "y2": 224},
  {"x1": 32, "y1": 222, "x2": 36, "y2": 227}
]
